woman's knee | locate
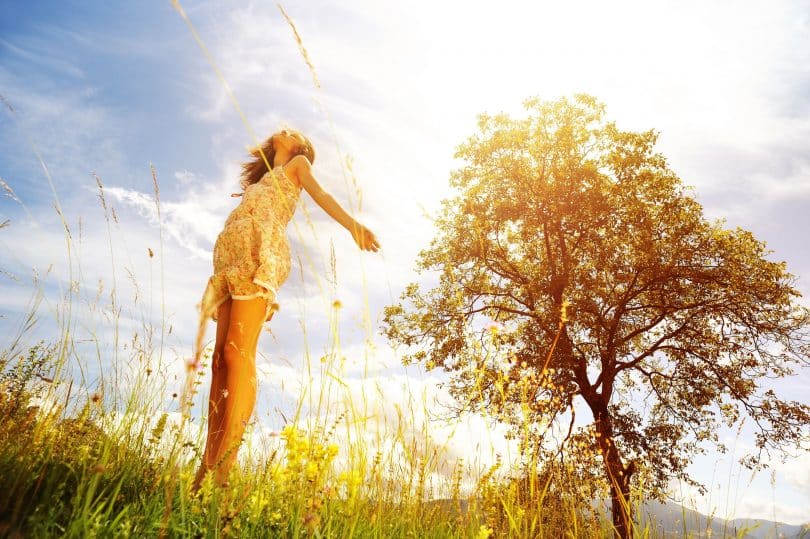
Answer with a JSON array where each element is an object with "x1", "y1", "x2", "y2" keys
[{"x1": 221, "y1": 339, "x2": 254, "y2": 369}]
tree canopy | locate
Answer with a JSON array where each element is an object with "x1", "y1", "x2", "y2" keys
[{"x1": 383, "y1": 94, "x2": 810, "y2": 538}]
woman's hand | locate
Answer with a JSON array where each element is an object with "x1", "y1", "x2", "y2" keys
[{"x1": 351, "y1": 222, "x2": 380, "y2": 252}]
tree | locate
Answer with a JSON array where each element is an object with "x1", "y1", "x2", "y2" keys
[{"x1": 383, "y1": 95, "x2": 810, "y2": 538}]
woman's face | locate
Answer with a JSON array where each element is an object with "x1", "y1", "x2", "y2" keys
[{"x1": 273, "y1": 129, "x2": 306, "y2": 152}]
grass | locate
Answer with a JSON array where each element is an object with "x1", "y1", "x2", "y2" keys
[
  {"x1": 1, "y1": 293, "x2": 772, "y2": 538},
  {"x1": 0, "y1": 334, "x2": 623, "y2": 538}
]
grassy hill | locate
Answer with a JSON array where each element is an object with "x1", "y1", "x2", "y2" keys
[{"x1": 2, "y1": 344, "x2": 807, "y2": 538}]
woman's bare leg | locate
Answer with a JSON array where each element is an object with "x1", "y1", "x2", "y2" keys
[
  {"x1": 192, "y1": 299, "x2": 232, "y2": 493},
  {"x1": 210, "y1": 296, "x2": 267, "y2": 487}
]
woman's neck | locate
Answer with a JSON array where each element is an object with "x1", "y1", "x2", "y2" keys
[{"x1": 273, "y1": 150, "x2": 294, "y2": 168}]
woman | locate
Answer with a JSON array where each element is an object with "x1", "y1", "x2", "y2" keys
[{"x1": 191, "y1": 129, "x2": 379, "y2": 493}]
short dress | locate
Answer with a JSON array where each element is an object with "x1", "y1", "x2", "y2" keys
[{"x1": 198, "y1": 164, "x2": 302, "y2": 323}]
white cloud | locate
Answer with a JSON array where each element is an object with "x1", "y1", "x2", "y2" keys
[
  {"x1": 0, "y1": 37, "x2": 85, "y2": 79},
  {"x1": 104, "y1": 185, "x2": 218, "y2": 260}
]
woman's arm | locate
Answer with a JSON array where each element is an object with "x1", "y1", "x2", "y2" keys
[{"x1": 289, "y1": 155, "x2": 380, "y2": 252}]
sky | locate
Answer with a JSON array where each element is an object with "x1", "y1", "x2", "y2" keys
[{"x1": 1, "y1": 0, "x2": 809, "y2": 525}]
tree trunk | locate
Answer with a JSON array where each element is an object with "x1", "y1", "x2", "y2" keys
[
  {"x1": 607, "y1": 459, "x2": 633, "y2": 539},
  {"x1": 593, "y1": 406, "x2": 635, "y2": 539},
  {"x1": 565, "y1": 330, "x2": 636, "y2": 538}
]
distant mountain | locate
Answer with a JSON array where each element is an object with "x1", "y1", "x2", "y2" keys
[
  {"x1": 638, "y1": 500, "x2": 810, "y2": 538},
  {"x1": 424, "y1": 498, "x2": 809, "y2": 538}
]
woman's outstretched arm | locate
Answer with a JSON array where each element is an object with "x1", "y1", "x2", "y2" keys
[{"x1": 288, "y1": 154, "x2": 380, "y2": 252}]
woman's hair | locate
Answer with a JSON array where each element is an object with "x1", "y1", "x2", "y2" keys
[{"x1": 238, "y1": 130, "x2": 315, "y2": 191}]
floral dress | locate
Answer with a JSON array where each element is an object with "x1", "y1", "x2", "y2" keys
[{"x1": 198, "y1": 164, "x2": 302, "y2": 323}]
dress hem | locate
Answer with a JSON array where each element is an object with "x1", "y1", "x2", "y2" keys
[{"x1": 204, "y1": 277, "x2": 280, "y2": 323}]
